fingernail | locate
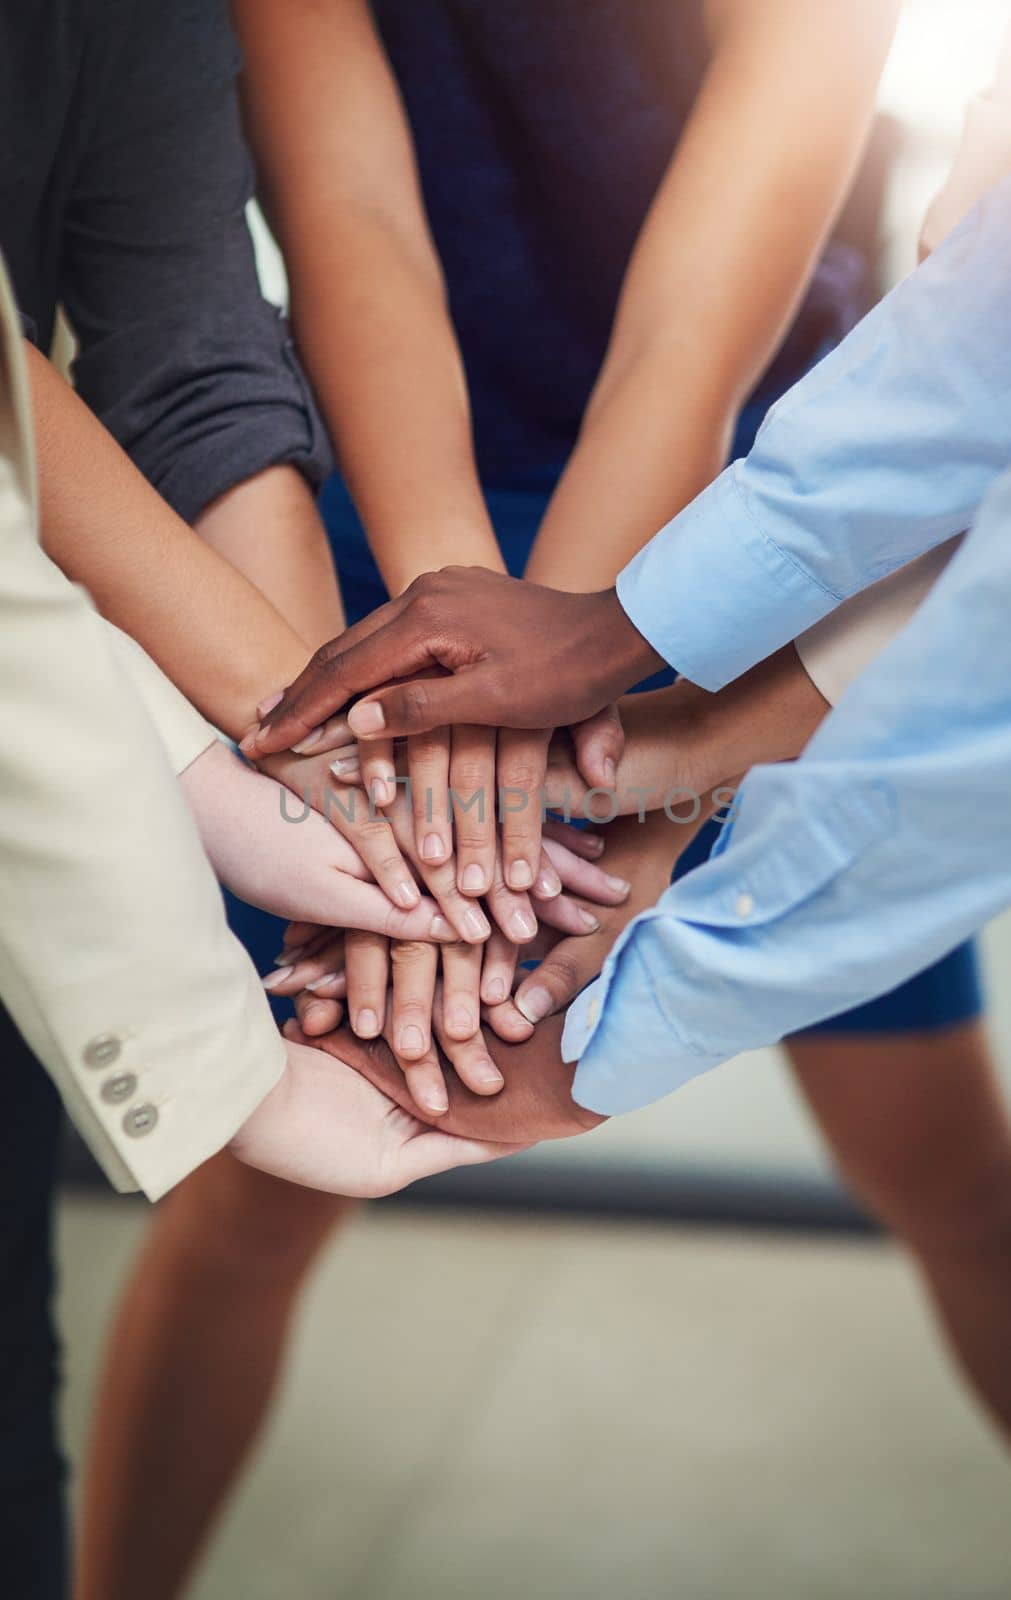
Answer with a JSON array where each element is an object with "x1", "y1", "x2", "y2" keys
[
  {"x1": 461, "y1": 863, "x2": 487, "y2": 893},
  {"x1": 430, "y1": 915, "x2": 455, "y2": 941},
  {"x1": 472, "y1": 1061, "x2": 505, "y2": 1090},
  {"x1": 273, "y1": 949, "x2": 302, "y2": 966},
  {"x1": 370, "y1": 777, "x2": 395, "y2": 807},
  {"x1": 509, "y1": 908, "x2": 538, "y2": 942},
  {"x1": 507, "y1": 859, "x2": 534, "y2": 890},
  {"x1": 463, "y1": 906, "x2": 491, "y2": 941},
  {"x1": 305, "y1": 972, "x2": 341, "y2": 992},
  {"x1": 398, "y1": 1025, "x2": 426, "y2": 1056},
  {"x1": 262, "y1": 966, "x2": 294, "y2": 991},
  {"x1": 535, "y1": 868, "x2": 562, "y2": 899},
  {"x1": 605, "y1": 875, "x2": 631, "y2": 896},
  {"x1": 238, "y1": 731, "x2": 259, "y2": 757},
  {"x1": 515, "y1": 986, "x2": 553, "y2": 1024},
  {"x1": 422, "y1": 833, "x2": 446, "y2": 862},
  {"x1": 584, "y1": 834, "x2": 605, "y2": 855},
  {"x1": 257, "y1": 690, "x2": 284, "y2": 718},
  {"x1": 578, "y1": 908, "x2": 601, "y2": 932},
  {"x1": 349, "y1": 701, "x2": 386, "y2": 734},
  {"x1": 355, "y1": 1008, "x2": 380, "y2": 1037},
  {"x1": 330, "y1": 756, "x2": 359, "y2": 778},
  {"x1": 394, "y1": 880, "x2": 421, "y2": 909},
  {"x1": 448, "y1": 1006, "x2": 476, "y2": 1036},
  {"x1": 602, "y1": 757, "x2": 617, "y2": 786},
  {"x1": 291, "y1": 726, "x2": 325, "y2": 754},
  {"x1": 483, "y1": 976, "x2": 507, "y2": 1004},
  {"x1": 422, "y1": 1086, "x2": 449, "y2": 1116}
]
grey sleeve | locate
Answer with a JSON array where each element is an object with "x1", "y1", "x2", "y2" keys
[{"x1": 59, "y1": 0, "x2": 333, "y2": 524}]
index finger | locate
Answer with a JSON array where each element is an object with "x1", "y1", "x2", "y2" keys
[{"x1": 244, "y1": 597, "x2": 424, "y2": 756}]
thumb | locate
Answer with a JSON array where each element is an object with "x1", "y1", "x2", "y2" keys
[
  {"x1": 313, "y1": 876, "x2": 453, "y2": 942},
  {"x1": 571, "y1": 704, "x2": 625, "y2": 791},
  {"x1": 387, "y1": 1131, "x2": 529, "y2": 1191},
  {"x1": 513, "y1": 937, "x2": 600, "y2": 1026},
  {"x1": 348, "y1": 670, "x2": 499, "y2": 741}
]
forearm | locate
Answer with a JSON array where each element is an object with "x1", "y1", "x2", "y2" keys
[
  {"x1": 194, "y1": 464, "x2": 345, "y2": 651},
  {"x1": 29, "y1": 345, "x2": 312, "y2": 737},
  {"x1": 285, "y1": 229, "x2": 502, "y2": 595},
  {"x1": 526, "y1": 0, "x2": 896, "y2": 591},
  {"x1": 525, "y1": 361, "x2": 732, "y2": 590},
  {"x1": 235, "y1": 0, "x2": 501, "y2": 596},
  {"x1": 546, "y1": 645, "x2": 830, "y2": 815}
]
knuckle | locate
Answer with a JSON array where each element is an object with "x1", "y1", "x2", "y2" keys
[
  {"x1": 500, "y1": 760, "x2": 543, "y2": 792},
  {"x1": 390, "y1": 939, "x2": 431, "y2": 965},
  {"x1": 541, "y1": 951, "x2": 583, "y2": 996},
  {"x1": 399, "y1": 681, "x2": 433, "y2": 730}
]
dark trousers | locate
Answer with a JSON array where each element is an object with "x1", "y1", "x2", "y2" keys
[{"x1": 0, "y1": 1002, "x2": 68, "y2": 1598}]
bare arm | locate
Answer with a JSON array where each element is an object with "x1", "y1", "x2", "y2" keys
[
  {"x1": 29, "y1": 345, "x2": 312, "y2": 739},
  {"x1": 524, "y1": 0, "x2": 899, "y2": 591},
  {"x1": 234, "y1": 0, "x2": 501, "y2": 596}
]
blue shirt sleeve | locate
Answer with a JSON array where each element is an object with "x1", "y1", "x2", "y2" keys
[
  {"x1": 617, "y1": 175, "x2": 1011, "y2": 691},
  {"x1": 568, "y1": 466, "x2": 1011, "y2": 1114}
]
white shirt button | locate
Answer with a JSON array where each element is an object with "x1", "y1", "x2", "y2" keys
[
  {"x1": 101, "y1": 1072, "x2": 138, "y2": 1105},
  {"x1": 735, "y1": 891, "x2": 755, "y2": 919},
  {"x1": 83, "y1": 1033, "x2": 121, "y2": 1069},
  {"x1": 123, "y1": 1103, "x2": 158, "y2": 1138}
]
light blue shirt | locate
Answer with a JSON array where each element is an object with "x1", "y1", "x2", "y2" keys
[{"x1": 564, "y1": 176, "x2": 1011, "y2": 1115}]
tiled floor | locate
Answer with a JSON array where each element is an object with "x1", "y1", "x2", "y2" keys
[{"x1": 58, "y1": 1199, "x2": 1011, "y2": 1600}]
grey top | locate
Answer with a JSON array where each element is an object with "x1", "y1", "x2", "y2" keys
[{"x1": 0, "y1": 0, "x2": 332, "y2": 524}]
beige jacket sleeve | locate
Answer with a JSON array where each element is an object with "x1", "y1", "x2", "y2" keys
[
  {"x1": 797, "y1": 23, "x2": 1011, "y2": 705},
  {"x1": 102, "y1": 621, "x2": 219, "y2": 775},
  {"x1": 0, "y1": 259, "x2": 284, "y2": 1201}
]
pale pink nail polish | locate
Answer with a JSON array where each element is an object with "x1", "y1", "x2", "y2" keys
[
  {"x1": 262, "y1": 966, "x2": 293, "y2": 991},
  {"x1": 256, "y1": 689, "x2": 284, "y2": 718},
  {"x1": 516, "y1": 985, "x2": 553, "y2": 1024}
]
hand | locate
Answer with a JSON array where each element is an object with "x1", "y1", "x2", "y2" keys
[
  {"x1": 328, "y1": 721, "x2": 597, "y2": 906},
  {"x1": 510, "y1": 809, "x2": 702, "y2": 1027},
  {"x1": 180, "y1": 741, "x2": 448, "y2": 939},
  {"x1": 544, "y1": 650, "x2": 830, "y2": 819},
  {"x1": 297, "y1": 1014, "x2": 606, "y2": 1146},
  {"x1": 243, "y1": 570, "x2": 660, "y2": 762},
  {"x1": 228, "y1": 1039, "x2": 526, "y2": 1197}
]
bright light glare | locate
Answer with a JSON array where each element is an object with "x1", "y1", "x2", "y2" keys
[{"x1": 880, "y1": 0, "x2": 1009, "y2": 140}]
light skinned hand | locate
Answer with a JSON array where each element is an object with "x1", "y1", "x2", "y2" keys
[
  {"x1": 180, "y1": 741, "x2": 450, "y2": 939},
  {"x1": 228, "y1": 1038, "x2": 527, "y2": 1197}
]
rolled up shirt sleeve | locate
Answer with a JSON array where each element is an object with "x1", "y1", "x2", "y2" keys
[
  {"x1": 567, "y1": 466, "x2": 1011, "y2": 1114},
  {"x1": 617, "y1": 175, "x2": 1011, "y2": 690},
  {"x1": 59, "y1": 0, "x2": 332, "y2": 525}
]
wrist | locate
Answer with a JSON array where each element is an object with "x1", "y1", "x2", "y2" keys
[{"x1": 590, "y1": 589, "x2": 665, "y2": 702}]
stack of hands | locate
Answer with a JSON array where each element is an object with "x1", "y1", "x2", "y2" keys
[
  {"x1": 184, "y1": 689, "x2": 720, "y2": 1194},
  {"x1": 192, "y1": 573, "x2": 821, "y2": 1198}
]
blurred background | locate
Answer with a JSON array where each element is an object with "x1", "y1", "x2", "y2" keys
[{"x1": 59, "y1": 4, "x2": 1011, "y2": 1596}]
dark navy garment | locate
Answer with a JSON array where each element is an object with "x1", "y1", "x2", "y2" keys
[{"x1": 371, "y1": 0, "x2": 865, "y2": 482}]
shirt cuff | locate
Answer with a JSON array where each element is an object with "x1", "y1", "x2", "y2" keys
[
  {"x1": 565, "y1": 951, "x2": 725, "y2": 1116},
  {"x1": 616, "y1": 465, "x2": 838, "y2": 690}
]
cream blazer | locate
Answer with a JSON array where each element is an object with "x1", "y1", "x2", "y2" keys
[{"x1": 0, "y1": 256, "x2": 284, "y2": 1200}]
